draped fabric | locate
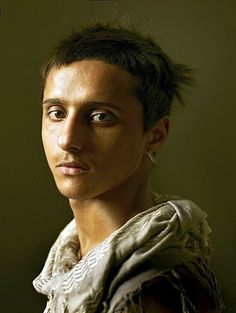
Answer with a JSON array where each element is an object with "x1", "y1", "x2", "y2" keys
[{"x1": 33, "y1": 194, "x2": 224, "y2": 313}]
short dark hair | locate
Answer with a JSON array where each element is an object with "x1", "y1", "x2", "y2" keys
[{"x1": 41, "y1": 22, "x2": 192, "y2": 131}]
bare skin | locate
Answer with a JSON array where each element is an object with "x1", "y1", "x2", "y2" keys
[
  {"x1": 42, "y1": 59, "x2": 169, "y2": 257},
  {"x1": 41, "y1": 60, "x2": 217, "y2": 312},
  {"x1": 70, "y1": 167, "x2": 153, "y2": 256}
]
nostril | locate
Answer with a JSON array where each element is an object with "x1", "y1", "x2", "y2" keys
[{"x1": 57, "y1": 118, "x2": 85, "y2": 152}]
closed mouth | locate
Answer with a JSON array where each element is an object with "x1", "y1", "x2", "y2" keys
[{"x1": 57, "y1": 161, "x2": 88, "y2": 170}]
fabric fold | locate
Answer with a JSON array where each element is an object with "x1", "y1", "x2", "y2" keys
[{"x1": 33, "y1": 194, "x2": 223, "y2": 313}]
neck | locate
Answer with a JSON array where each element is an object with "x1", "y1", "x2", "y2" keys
[{"x1": 69, "y1": 174, "x2": 153, "y2": 258}]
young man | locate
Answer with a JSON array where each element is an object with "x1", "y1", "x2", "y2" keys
[{"x1": 33, "y1": 23, "x2": 224, "y2": 312}]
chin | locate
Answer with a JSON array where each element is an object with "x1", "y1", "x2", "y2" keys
[
  {"x1": 57, "y1": 186, "x2": 88, "y2": 200},
  {"x1": 56, "y1": 179, "x2": 99, "y2": 200}
]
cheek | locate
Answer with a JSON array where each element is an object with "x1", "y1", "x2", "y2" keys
[
  {"x1": 41, "y1": 128, "x2": 57, "y2": 164},
  {"x1": 95, "y1": 129, "x2": 146, "y2": 170}
]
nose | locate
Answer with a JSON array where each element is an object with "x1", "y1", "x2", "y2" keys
[{"x1": 57, "y1": 115, "x2": 84, "y2": 152}]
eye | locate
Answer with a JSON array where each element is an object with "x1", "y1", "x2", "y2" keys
[
  {"x1": 48, "y1": 109, "x2": 66, "y2": 121},
  {"x1": 90, "y1": 112, "x2": 115, "y2": 124}
]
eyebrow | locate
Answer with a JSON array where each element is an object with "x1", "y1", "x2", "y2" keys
[
  {"x1": 42, "y1": 98, "x2": 66, "y2": 106},
  {"x1": 42, "y1": 98, "x2": 122, "y2": 111}
]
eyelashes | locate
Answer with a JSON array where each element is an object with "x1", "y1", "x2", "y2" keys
[
  {"x1": 46, "y1": 107, "x2": 116, "y2": 126},
  {"x1": 90, "y1": 112, "x2": 115, "y2": 124},
  {"x1": 47, "y1": 109, "x2": 66, "y2": 120}
]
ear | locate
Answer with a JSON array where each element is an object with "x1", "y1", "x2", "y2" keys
[{"x1": 145, "y1": 116, "x2": 170, "y2": 151}]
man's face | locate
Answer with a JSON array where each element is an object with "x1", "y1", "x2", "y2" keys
[{"x1": 42, "y1": 60, "x2": 151, "y2": 200}]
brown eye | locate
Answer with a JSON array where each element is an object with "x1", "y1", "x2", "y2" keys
[
  {"x1": 90, "y1": 112, "x2": 115, "y2": 124},
  {"x1": 48, "y1": 110, "x2": 65, "y2": 120}
]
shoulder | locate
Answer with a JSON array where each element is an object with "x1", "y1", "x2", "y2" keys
[
  {"x1": 140, "y1": 274, "x2": 182, "y2": 313},
  {"x1": 140, "y1": 264, "x2": 223, "y2": 313}
]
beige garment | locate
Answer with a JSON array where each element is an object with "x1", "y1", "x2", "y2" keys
[{"x1": 33, "y1": 194, "x2": 224, "y2": 313}]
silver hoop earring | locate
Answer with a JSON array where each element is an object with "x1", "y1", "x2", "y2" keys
[{"x1": 147, "y1": 151, "x2": 157, "y2": 165}]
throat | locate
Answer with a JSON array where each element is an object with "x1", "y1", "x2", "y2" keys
[{"x1": 70, "y1": 176, "x2": 153, "y2": 258}]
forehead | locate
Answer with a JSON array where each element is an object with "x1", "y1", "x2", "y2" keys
[{"x1": 44, "y1": 60, "x2": 139, "y2": 100}]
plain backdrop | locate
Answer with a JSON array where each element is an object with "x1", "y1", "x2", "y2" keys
[{"x1": 0, "y1": 1, "x2": 235, "y2": 312}]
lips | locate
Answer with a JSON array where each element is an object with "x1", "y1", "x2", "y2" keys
[{"x1": 56, "y1": 161, "x2": 89, "y2": 175}]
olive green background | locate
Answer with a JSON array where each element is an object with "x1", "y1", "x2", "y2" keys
[{"x1": 0, "y1": 1, "x2": 235, "y2": 312}]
